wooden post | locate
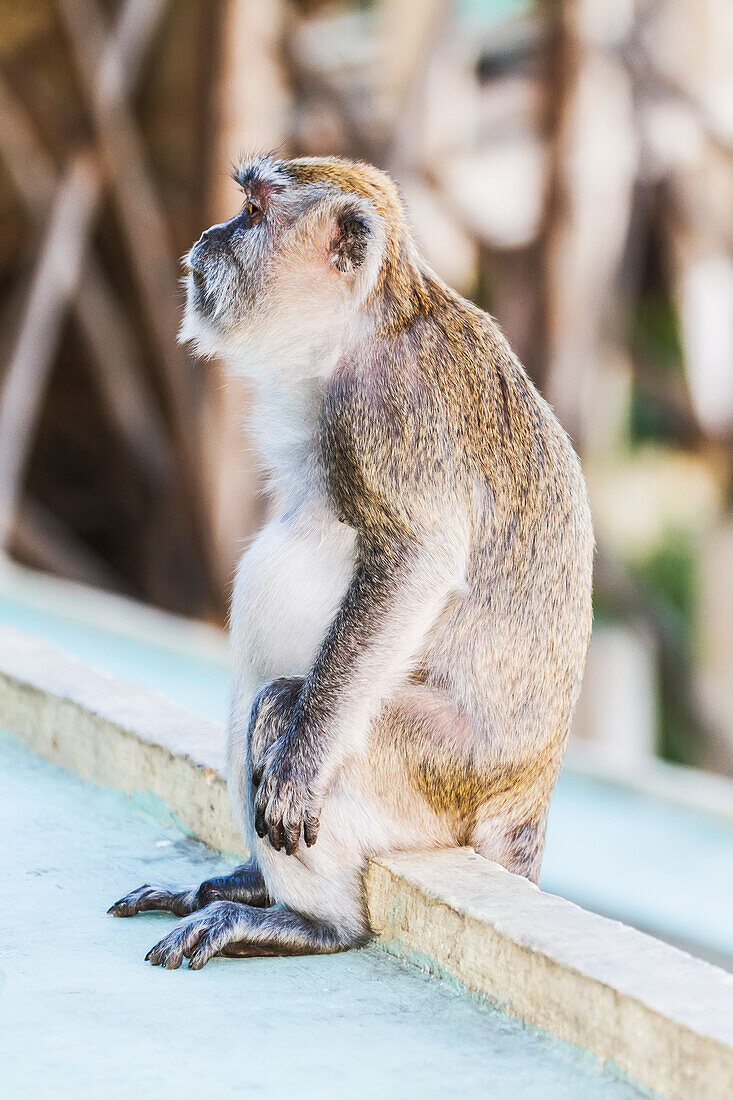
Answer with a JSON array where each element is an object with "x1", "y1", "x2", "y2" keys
[
  {"x1": 0, "y1": 74, "x2": 171, "y2": 483},
  {"x1": 538, "y1": 0, "x2": 637, "y2": 450},
  {"x1": 0, "y1": 0, "x2": 173, "y2": 556}
]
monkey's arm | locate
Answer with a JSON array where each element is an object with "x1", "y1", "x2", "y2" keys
[{"x1": 252, "y1": 528, "x2": 465, "y2": 854}]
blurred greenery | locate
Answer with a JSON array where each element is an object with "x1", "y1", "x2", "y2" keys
[
  {"x1": 633, "y1": 534, "x2": 698, "y2": 765},
  {"x1": 629, "y1": 290, "x2": 686, "y2": 446}
]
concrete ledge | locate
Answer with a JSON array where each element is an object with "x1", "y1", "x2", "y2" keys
[
  {"x1": 367, "y1": 854, "x2": 732, "y2": 1100},
  {"x1": 0, "y1": 627, "x2": 243, "y2": 855},
  {"x1": 1, "y1": 625, "x2": 732, "y2": 1100}
]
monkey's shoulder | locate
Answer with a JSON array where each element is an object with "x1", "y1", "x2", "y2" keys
[{"x1": 319, "y1": 359, "x2": 453, "y2": 536}]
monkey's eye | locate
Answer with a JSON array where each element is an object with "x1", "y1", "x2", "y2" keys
[{"x1": 247, "y1": 200, "x2": 260, "y2": 218}]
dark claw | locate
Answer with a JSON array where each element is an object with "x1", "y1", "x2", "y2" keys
[
  {"x1": 268, "y1": 816, "x2": 285, "y2": 851},
  {"x1": 303, "y1": 816, "x2": 319, "y2": 847},
  {"x1": 283, "y1": 822, "x2": 300, "y2": 856}
]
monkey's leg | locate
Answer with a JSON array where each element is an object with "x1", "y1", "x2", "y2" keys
[
  {"x1": 377, "y1": 685, "x2": 559, "y2": 886},
  {"x1": 153, "y1": 684, "x2": 551, "y2": 973},
  {"x1": 108, "y1": 860, "x2": 270, "y2": 918},
  {"x1": 145, "y1": 900, "x2": 358, "y2": 970},
  {"x1": 470, "y1": 799, "x2": 553, "y2": 886}
]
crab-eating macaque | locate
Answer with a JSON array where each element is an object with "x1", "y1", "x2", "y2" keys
[{"x1": 109, "y1": 155, "x2": 594, "y2": 969}]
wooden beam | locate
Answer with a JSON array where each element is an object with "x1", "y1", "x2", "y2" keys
[
  {"x1": 537, "y1": 0, "x2": 637, "y2": 448},
  {"x1": 0, "y1": 0, "x2": 175, "y2": 552},
  {"x1": 12, "y1": 497, "x2": 128, "y2": 593}
]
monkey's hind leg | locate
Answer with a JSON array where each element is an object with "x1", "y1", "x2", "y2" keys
[
  {"x1": 145, "y1": 900, "x2": 359, "y2": 970},
  {"x1": 108, "y1": 860, "x2": 270, "y2": 918},
  {"x1": 470, "y1": 799, "x2": 553, "y2": 885}
]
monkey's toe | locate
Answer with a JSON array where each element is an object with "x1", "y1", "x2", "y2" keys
[
  {"x1": 145, "y1": 901, "x2": 244, "y2": 971},
  {"x1": 108, "y1": 882, "x2": 197, "y2": 918},
  {"x1": 146, "y1": 918, "x2": 205, "y2": 968},
  {"x1": 109, "y1": 884, "x2": 161, "y2": 917},
  {"x1": 187, "y1": 933, "x2": 219, "y2": 970}
]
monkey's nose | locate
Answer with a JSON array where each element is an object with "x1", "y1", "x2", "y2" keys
[{"x1": 189, "y1": 222, "x2": 230, "y2": 274}]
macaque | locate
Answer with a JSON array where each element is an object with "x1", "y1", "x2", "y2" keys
[{"x1": 109, "y1": 156, "x2": 593, "y2": 969}]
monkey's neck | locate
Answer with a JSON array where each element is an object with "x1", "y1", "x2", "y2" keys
[
  {"x1": 249, "y1": 377, "x2": 327, "y2": 509},
  {"x1": 371, "y1": 242, "x2": 445, "y2": 336}
]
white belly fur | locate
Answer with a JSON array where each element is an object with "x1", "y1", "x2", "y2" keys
[
  {"x1": 225, "y1": 499, "x2": 461, "y2": 932},
  {"x1": 229, "y1": 506, "x2": 356, "y2": 707}
]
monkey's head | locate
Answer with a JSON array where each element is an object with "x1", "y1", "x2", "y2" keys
[{"x1": 180, "y1": 155, "x2": 414, "y2": 381}]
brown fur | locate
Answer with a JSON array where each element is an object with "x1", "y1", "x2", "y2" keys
[{"x1": 282, "y1": 157, "x2": 595, "y2": 879}]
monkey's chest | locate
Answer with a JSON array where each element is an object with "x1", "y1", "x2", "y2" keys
[{"x1": 230, "y1": 509, "x2": 356, "y2": 679}]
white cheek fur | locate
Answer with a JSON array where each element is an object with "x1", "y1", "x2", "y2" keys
[{"x1": 179, "y1": 192, "x2": 386, "y2": 386}]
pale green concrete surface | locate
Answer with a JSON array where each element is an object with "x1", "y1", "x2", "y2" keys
[{"x1": 1, "y1": 734, "x2": 640, "y2": 1100}]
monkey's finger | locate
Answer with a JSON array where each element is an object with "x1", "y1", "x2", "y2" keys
[
  {"x1": 267, "y1": 812, "x2": 285, "y2": 852},
  {"x1": 282, "y1": 817, "x2": 301, "y2": 856},
  {"x1": 303, "y1": 813, "x2": 320, "y2": 848},
  {"x1": 254, "y1": 790, "x2": 269, "y2": 838}
]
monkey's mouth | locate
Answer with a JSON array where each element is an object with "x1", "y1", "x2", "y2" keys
[{"x1": 187, "y1": 265, "x2": 217, "y2": 321}]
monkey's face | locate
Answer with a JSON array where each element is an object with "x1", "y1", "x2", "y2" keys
[{"x1": 180, "y1": 156, "x2": 387, "y2": 381}]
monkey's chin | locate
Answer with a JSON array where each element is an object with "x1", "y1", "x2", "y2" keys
[
  {"x1": 178, "y1": 306, "x2": 222, "y2": 359},
  {"x1": 178, "y1": 279, "x2": 238, "y2": 360}
]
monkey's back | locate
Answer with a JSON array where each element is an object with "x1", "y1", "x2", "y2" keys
[
  {"x1": 324, "y1": 287, "x2": 593, "y2": 783},
  {"x1": 420, "y1": 302, "x2": 594, "y2": 775}
]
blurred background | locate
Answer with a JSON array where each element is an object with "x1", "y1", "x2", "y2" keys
[{"x1": 0, "y1": 0, "x2": 732, "y2": 784}]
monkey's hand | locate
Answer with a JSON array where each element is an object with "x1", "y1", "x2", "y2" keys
[{"x1": 252, "y1": 731, "x2": 322, "y2": 856}]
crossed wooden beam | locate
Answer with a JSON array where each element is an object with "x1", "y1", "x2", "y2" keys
[{"x1": 0, "y1": 0, "x2": 220, "y2": 606}]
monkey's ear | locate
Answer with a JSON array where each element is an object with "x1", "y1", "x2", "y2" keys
[{"x1": 329, "y1": 204, "x2": 371, "y2": 274}]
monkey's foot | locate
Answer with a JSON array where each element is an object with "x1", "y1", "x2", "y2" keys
[
  {"x1": 146, "y1": 901, "x2": 245, "y2": 969},
  {"x1": 108, "y1": 883, "x2": 200, "y2": 918},
  {"x1": 145, "y1": 901, "x2": 356, "y2": 969},
  {"x1": 108, "y1": 863, "x2": 270, "y2": 918}
]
